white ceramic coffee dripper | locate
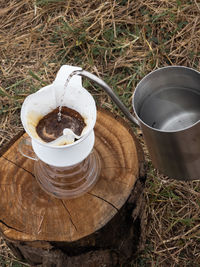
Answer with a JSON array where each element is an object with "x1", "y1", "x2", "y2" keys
[{"x1": 20, "y1": 65, "x2": 97, "y2": 167}]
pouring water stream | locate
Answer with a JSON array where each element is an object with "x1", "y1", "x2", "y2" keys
[{"x1": 57, "y1": 70, "x2": 82, "y2": 123}]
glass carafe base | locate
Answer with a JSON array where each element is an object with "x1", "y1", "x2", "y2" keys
[{"x1": 34, "y1": 149, "x2": 101, "y2": 199}]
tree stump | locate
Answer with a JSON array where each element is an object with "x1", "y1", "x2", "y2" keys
[{"x1": 0, "y1": 109, "x2": 147, "y2": 267}]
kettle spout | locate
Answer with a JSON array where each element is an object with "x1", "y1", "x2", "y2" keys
[{"x1": 75, "y1": 70, "x2": 140, "y2": 127}]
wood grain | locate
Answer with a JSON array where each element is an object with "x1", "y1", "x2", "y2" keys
[{"x1": 0, "y1": 109, "x2": 146, "y2": 266}]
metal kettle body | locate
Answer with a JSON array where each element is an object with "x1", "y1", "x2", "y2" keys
[{"x1": 133, "y1": 66, "x2": 200, "y2": 180}]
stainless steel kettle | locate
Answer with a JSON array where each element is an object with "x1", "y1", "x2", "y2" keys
[{"x1": 76, "y1": 66, "x2": 200, "y2": 181}]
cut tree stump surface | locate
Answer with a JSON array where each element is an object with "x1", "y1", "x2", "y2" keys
[{"x1": 0, "y1": 109, "x2": 146, "y2": 266}]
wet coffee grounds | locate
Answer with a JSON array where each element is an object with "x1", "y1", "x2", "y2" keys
[{"x1": 36, "y1": 107, "x2": 86, "y2": 142}]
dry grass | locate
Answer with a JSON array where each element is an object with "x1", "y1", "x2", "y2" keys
[{"x1": 0, "y1": 0, "x2": 200, "y2": 266}]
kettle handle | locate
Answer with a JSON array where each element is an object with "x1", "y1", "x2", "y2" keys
[{"x1": 77, "y1": 70, "x2": 140, "y2": 127}]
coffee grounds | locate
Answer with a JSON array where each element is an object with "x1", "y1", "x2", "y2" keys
[{"x1": 36, "y1": 107, "x2": 86, "y2": 142}]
